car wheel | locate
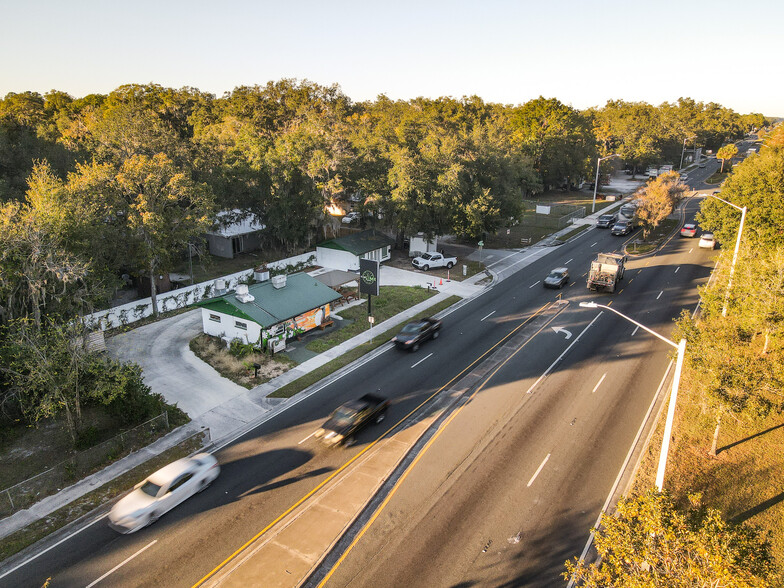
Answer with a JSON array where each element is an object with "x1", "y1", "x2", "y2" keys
[
  {"x1": 446, "y1": 262, "x2": 454, "y2": 269},
  {"x1": 432, "y1": 330, "x2": 439, "y2": 339},
  {"x1": 344, "y1": 436, "x2": 356, "y2": 447},
  {"x1": 411, "y1": 342, "x2": 420, "y2": 352},
  {"x1": 147, "y1": 511, "x2": 159, "y2": 527},
  {"x1": 198, "y1": 479, "x2": 211, "y2": 493},
  {"x1": 422, "y1": 265, "x2": 429, "y2": 271}
]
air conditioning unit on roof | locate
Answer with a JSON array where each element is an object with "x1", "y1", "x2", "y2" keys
[
  {"x1": 235, "y1": 283, "x2": 255, "y2": 303},
  {"x1": 271, "y1": 274, "x2": 286, "y2": 289}
]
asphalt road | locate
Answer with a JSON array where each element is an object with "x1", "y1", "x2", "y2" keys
[
  {"x1": 0, "y1": 196, "x2": 714, "y2": 587},
  {"x1": 313, "y1": 197, "x2": 715, "y2": 587}
]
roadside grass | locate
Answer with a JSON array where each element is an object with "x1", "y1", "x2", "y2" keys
[
  {"x1": 558, "y1": 224, "x2": 591, "y2": 241},
  {"x1": 0, "y1": 404, "x2": 188, "y2": 503},
  {"x1": 189, "y1": 334, "x2": 295, "y2": 388},
  {"x1": 269, "y1": 296, "x2": 461, "y2": 399},
  {"x1": 631, "y1": 378, "x2": 784, "y2": 584},
  {"x1": 625, "y1": 219, "x2": 679, "y2": 255},
  {"x1": 306, "y1": 286, "x2": 438, "y2": 353},
  {"x1": 705, "y1": 171, "x2": 729, "y2": 185},
  {"x1": 0, "y1": 430, "x2": 208, "y2": 562}
]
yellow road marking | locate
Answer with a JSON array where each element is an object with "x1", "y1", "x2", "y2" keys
[
  {"x1": 192, "y1": 302, "x2": 553, "y2": 587},
  {"x1": 318, "y1": 306, "x2": 561, "y2": 586}
]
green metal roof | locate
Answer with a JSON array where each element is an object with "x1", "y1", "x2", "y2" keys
[
  {"x1": 317, "y1": 229, "x2": 394, "y2": 255},
  {"x1": 196, "y1": 273, "x2": 342, "y2": 328}
]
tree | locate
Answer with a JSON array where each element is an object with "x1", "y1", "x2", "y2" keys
[
  {"x1": 116, "y1": 153, "x2": 214, "y2": 316},
  {"x1": 565, "y1": 489, "x2": 774, "y2": 586},
  {"x1": 509, "y1": 96, "x2": 594, "y2": 189},
  {"x1": 0, "y1": 317, "x2": 94, "y2": 443},
  {"x1": 636, "y1": 172, "x2": 687, "y2": 237},
  {"x1": 697, "y1": 145, "x2": 784, "y2": 248},
  {"x1": 716, "y1": 143, "x2": 738, "y2": 173}
]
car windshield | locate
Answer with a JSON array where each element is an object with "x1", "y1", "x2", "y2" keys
[
  {"x1": 684, "y1": 224, "x2": 695, "y2": 229},
  {"x1": 548, "y1": 271, "x2": 564, "y2": 279},
  {"x1": 400, "y1": 322, "x2": 423, "y2": 334},
  {"x1": 330, "y1": 407, "x2": 358, "y2": 425},
  {"x1": 140, "y1": 480, "x2": 162, "y2": 497},
  {"x1": 599, "y1": 215, "x2": 613, "y2": 221},
  {"x1": 420, "y1": 253, "x2": 434, "y2": 260}
]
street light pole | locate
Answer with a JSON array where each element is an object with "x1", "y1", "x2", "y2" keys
[
  {"x1": 706, "y1": 192, "x2": 747, "y2": 317},
  {"x1": 579, "y1": 301, "x2": 686, "y2": 491},
  {"x1": 679, "y1": 136, "x2": 696, "y2": 170},
  {"x1": 592, "y1": 154, "x2": 618, "y2": 213}
]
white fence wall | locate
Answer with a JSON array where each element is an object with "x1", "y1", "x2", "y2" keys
[{"x1": 84, "y1": 252, "x2": 316, "y2": 331}]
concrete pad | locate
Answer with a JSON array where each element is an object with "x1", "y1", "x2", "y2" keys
[
  {"x1": 272, "y1": 502, "x2": 354, "y2": 561},
  {"x1": 216, "y1": 541, "x2": 312, "y2": 588},
  {"x1": 316, "y1": 470, "x2": 381, "y2": 515}
]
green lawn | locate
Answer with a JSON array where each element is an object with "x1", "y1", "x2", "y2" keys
[
  {"x1": 307, "y1": 285, "x2": 438, "y2": 353},
  {"x1": 271, "y1": 296, "x2": 461, "y2": 399}
]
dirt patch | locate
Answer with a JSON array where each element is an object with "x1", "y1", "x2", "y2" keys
[
  {"x1": 384, "y1": 247, "x2": 484, "y2": 280},
  {"x1": 189, "y1": 334, "x2": 294, "y2": 389}
]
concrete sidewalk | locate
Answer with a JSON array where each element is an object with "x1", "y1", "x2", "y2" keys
[{"x1": 0, "y1": 172, "x2": 645, "y2": 545}]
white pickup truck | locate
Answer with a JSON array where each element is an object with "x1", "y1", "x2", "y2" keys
[{"x1": 411, "y1": 252, "x2": 457, "y2": 271}]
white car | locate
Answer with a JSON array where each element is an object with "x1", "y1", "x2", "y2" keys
[
  {"x1": 698, "y1": 233, "x2": 716, "y2": 250},
  {"x1": 109, "y1": 453, "x2": 220, "y2": 533},
  {"x1": 341, "y1": 212, "x2": 360, "y2": 224}
]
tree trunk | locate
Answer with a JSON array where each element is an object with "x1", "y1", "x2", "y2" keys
[
  {"x1": 149, "y1": 259, "x2": 159, "y2": 318},
  {"x1": 720, "y1": 159, "x2": 725, "y2": 173},
  {"x1": 709, "y1": 413, "x2": 722, "y2": 456}
]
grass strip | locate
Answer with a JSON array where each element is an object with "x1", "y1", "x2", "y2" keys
[
  {"x1": 0, "y1": 431, "x2": 208, "y2": 562},
  {"x1": 307, "y1": 286, "x2": 438, "y2": 353},
  {"x1": 270, "y1": 296, "x2": 461, "y2": 399}
]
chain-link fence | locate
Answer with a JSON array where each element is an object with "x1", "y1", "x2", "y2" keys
[
  {"x1": 520, "y1": 200, "x2": 587, "y2": 229},
  {"x1": 0, "y1": 412, "x2": 171, "y2": 518}
]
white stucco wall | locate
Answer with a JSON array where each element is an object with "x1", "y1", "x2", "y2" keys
[
  {"x1": 201, "y1": 308, "x2": 263, "y2": 345},
  {"x1": 316, "y1": 248, "x2": 359, "y2": 271}
]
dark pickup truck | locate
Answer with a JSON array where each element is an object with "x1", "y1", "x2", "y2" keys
[
  {"x1": 392, "y1": 317, "x2": 442, "y2": 352},
  {"x1": 314, "y1": 394, "x2": 390, "y2": 446}
]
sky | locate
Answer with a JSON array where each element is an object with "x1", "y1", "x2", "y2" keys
[{"x1": 1, "y1": 0, "x2": 782, "y2": 116}]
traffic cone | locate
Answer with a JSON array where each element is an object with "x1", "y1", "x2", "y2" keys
[{"x1": 439, "y1": 278, "x2": 443, "y2": 285}]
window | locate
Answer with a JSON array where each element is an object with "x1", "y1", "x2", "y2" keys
[
  {"x1": 168, "y1": 473, "x2": 194, "y2": 493},
  {"x1": 209, "y1": 314, "x2": 221, "y2": 323},
  {"x1": 235, "y1": 321, "x2": 247, "y2": 330}
]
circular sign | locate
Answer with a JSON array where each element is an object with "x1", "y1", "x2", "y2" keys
[{"x1": 361, "y1": 270, "x2": 377, "y2": 285}]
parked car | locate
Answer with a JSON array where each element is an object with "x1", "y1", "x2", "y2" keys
[
  {"x1": 544, "y1": 267, "x2": 569, "y2": 289},
  {"x1": 313, "y1": 394, "x2": 389, "y2": 446},
  {"x1": 411, "y1": 252, "x2": 457, "y2": 271},
  {"x1": 698, "y1": 233, "x2": 716, "y2": 249},
  {"x1": 680, "y1": 223, "x2": 698, "y2": 238},
  {"x1": 596, "y1": 213, "x2": 618, "y2": 228},
  {"x1": 611, "y1": 221, "x2": 632, "y2": 236},
  {"x1": 680, "y1": 173, "x2": 689, "y2": 182},
  {"x1": 392, "y1": 317, "x2": 442, "y2": 351},
  {"x1": 341, "y1": 211, "x2": 360, "y2": 224},
  {"x1": 108, "y1": 453, "x2": 220, "y2": 533}
]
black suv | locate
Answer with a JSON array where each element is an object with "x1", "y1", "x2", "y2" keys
[{"x1": 596, "y1": 213, "x2": 618, "y2": 228}]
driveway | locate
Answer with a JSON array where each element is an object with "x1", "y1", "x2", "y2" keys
[{"x1": 105, "y1": 309, "x2": 248, "y2": 418}]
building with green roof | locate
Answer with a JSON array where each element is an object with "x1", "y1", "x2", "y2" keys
[
  {"x1": 196, "y1": 272, "x2": 342, "y2": 351},
  {"x1": 316, "y1": 229, "x2": 394, "y2": 271}
]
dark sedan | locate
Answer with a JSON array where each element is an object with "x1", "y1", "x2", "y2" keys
[
  {"x1": 392, "y1": 317, "x2": 442, "y2": 352},
  {"x1": 611, "y1": 221, "x2": 632, "y2": 236}
]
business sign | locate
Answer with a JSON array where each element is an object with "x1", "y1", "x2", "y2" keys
[{"x1": 359, "y1": 258, "x2": 380, "y2": 296}]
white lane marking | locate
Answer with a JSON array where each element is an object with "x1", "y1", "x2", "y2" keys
[
  {"x1": 656, "y1": 291, "x2": 663, "y2": 300},
  {"x1": 565, "y1": 258, "x2": 573, "y2": 265},
  {"x1": 526, "y1": 312, "x2": 603, "y2": 394},
  {"x1": 631, "y1": 326, "x2": 640, "y2": 337},
  {"x1": 591, "y1": 241, "x2": 598, "y2": 247},
  {"x1": 527, "y1": 454, "x2": 551, "y2": 487},
  {"x1": 529, "y1": 281, "x2": 540, "y2": 288},
  {"x1": 480, "y1": 311, "x2": 496, "y2": 322},
  {"x1": 298, "y1": 430, "x2": 317, "y2": 445},
  {"x1": 411, "y1": 353, "x2": 433, "y2": 369},
  {"x1": 86, "y1": 540, "x2": 157, "y2": 588},
  {"x1": 674, "y1": 267, "x2": 680, "y2": 273},
  {"x1": 567, "y1": 360, "x2": 675, "y2": 588},
  {"x1": 592, "y1": 373, "x2": 607, "y2": 394},
  {"x1": 0, "y1": 512, "x2": 106, "y2": 580}
]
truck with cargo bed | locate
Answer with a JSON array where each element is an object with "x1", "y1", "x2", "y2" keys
[{"x1": 587, "y1": 253, "x2": 626, "y2": 293}]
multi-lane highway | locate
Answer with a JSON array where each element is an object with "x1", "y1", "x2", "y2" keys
[{"x1": 0, "y1": 194, "x2": 716, "y2": 587}]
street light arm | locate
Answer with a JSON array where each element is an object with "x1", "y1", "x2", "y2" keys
[
  {"x1": 580, "y1": 302, "x2": 678, "y2": 348},
  {"x1": 591, "y1": 154, "x2": 618, "y2": 214}
]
